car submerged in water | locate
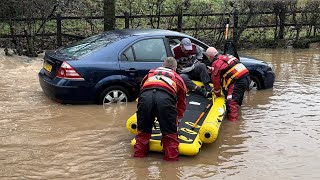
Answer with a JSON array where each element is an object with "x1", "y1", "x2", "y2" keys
[{"x1": 38, "y1": 29, "x2": 275, "y2": 105}]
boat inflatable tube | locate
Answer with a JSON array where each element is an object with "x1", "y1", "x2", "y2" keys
[
  {"x1": 199, "y1": 97, "x2": 225, "y2": 143},
  {"x1": 126, "y1": 114, "x2": 138, "y2": 135}
]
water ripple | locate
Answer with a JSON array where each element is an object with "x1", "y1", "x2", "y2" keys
[{"x1": 1, "y1": 48, "x2": 320, "y2": 179}]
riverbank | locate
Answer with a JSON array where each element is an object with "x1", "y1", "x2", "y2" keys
[{"x1": 0, "y1": 48, "x2": 44, "y2": 61}]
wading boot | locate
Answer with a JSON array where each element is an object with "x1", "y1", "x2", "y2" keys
[
  {"x1": 227, "y1": 100, "x2": 238, "y2": 122},
  {"x1": 162, "y1": 133, "x2": 179, "y2": 161},
  {"x1": 133, "y1": 132, "x2": 151, "y2": 158}
]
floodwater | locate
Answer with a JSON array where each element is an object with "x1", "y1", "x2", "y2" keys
[{"x1": 0, "y1": 46, "x2": 319, "y2": 179}]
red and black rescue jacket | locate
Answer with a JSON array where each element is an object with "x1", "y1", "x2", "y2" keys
[
  {"x1": 211, "y1": 54, "x2": 249, "y2": 92},
  {"x1": 140, "y1": 67, "x2": 187, "y2": 119}
]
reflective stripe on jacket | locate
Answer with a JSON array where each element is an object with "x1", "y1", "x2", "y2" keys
[
  {"x1": 211, "y1": 54, "x2": 249, "y2": 91},
  {"x1": 140, "y1": 67, "x2": 187, "y2": 119},
  {"x1": 141, "y1": 67, "x2": 178, "y2": 95},
  {"x1": 222, "y1": 63, "x2": 249, "y2": 89}
]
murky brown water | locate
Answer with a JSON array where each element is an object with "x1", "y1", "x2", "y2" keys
[{"x1": 0, "y1": 46, "x2": 319, "y2": 179}]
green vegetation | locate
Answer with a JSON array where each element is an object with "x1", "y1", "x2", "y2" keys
[{"x1": 0, "y1": 0, "x2": 319, "y2": 56}]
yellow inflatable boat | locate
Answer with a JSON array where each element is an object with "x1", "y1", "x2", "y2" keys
[{"x1": 126, "y1": 82, "x2": 226, "y2": 156}]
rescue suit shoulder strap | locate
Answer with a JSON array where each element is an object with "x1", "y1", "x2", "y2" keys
[
  {"x1": 221, "y1": 54, "x2": 239, "y2": 65},
  {"x1": 155, "y1": 67, "x2": 178, "y2": 94},
  {"x1": 144, "y1": 67, "x2": 178, "y2": 95},
  {"x1": 222, "y1": 63, "x2": 248, "y2": 89}
]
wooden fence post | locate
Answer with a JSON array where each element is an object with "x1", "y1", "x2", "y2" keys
[
  {"x1": 56, "y1": 14, "x2": 62, "y2": 47},
  {"x1": 233, "y1": 11, "x2": 238, "y2": 30},
  {"x1": 177, "y1": 10, "x2": 183, "y2": 32},
  {"x1": 177, "y1": 9, "x2": 183, "y2": 32},
  {"x1": 233, "y1": 10, "x2": 238, "y2": 41},
  {"x1": 124, "y1": 12, "x2": 129, "y2": 29},
  {"x1": 25, "y1": 29, "x2": 36, "y2": 57}
]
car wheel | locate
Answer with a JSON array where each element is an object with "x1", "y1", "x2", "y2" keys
[
  {"x1": 249, "y1": 76, "x2": 261, "y2": 90},
  {"x1": 99, "y1": 85, "x2": 130, "y2": 106}
]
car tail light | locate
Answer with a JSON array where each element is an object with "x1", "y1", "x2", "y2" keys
[{"x1": 56, "y1": 62, "x2": 84, "y2": 80}]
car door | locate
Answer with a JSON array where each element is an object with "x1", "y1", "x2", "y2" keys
[{"x1": 119, "y1": 37, "x2": 169, "y2": 86}]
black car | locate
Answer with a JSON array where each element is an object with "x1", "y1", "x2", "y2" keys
[{"x1": 38, "y1": 29, "x2": 275, "y2": 105}]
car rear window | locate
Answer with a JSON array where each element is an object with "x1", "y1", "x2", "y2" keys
[{"x1": 57, "y1": 32, "x2": 126, "y2": 59}]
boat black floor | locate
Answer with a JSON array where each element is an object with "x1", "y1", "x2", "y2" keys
[{"x1": 151, "y1": 92, "x2": 212, "y2": 143}]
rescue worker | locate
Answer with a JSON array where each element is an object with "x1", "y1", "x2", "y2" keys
[
  {"x1": 173, "y1": 38, "x2": 212, "y2": 97},
  {"x1": 134, "y1": 57, "x2": 187, "y2": 161},
  {"x1": 205, "y1": 47, "x2": 250, "y2": 121}
]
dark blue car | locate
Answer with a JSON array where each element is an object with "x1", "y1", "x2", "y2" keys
[{"x1": 38, "y1": 29, "x2": 275, "y2": 105}]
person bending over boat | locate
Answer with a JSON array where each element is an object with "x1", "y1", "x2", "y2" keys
[
  {"x1": 173, "y1": 38, "x2": 212, "y2": 97},
  {"x1": 134, "y1": 57, "x2": 187, "y2": 161},
  {"x1": 205, "y1": 47, "x2": 250, "y2": 122}
]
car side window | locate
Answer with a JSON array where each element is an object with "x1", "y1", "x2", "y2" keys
[
  {"x1": 133, "y1": 39, "x2": 167, "y2": 62},
  {"x1": 122, "y1": 47, "x2": 134, "y2": 61},
  {"x1": 168, "y1": 38, "x2": 180, "y2": 55}
]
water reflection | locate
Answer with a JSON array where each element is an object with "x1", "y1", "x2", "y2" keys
[{"x1": 126, "y1": 116, "x2": 249, "y2": 180}]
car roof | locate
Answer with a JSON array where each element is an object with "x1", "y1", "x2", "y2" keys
[{"x1": 107, "y1": 28, "x2": 190, "y2": 37}]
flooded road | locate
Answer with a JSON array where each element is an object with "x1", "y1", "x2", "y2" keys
[{"x1": 0, "y1": 46, "x2": 319, "y2": 179}]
